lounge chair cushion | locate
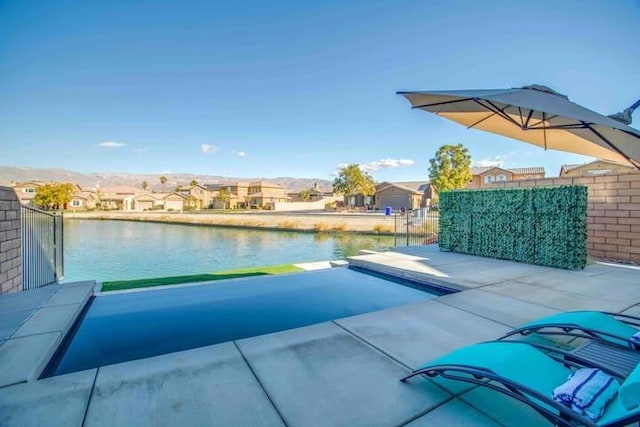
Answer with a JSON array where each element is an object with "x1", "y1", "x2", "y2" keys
[{"x1": 620, "y1": 362, "x2": 640, "y2": 409}]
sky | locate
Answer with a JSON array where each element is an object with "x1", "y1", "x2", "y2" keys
[{"x1": 1, "y1": 0, "x2": 639, "y2": 182}]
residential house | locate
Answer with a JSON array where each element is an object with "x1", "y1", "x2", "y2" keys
[
  {"x1": 188, "y1": 184, "x2": 214, "y2": 209},
  {"x1": 559, "y1": 159, "x2": 635, "y2": 177},
  {"x1": 12, "y1": 181, "x2": 44, "y2": 205},
  {"x1": 69, "y1": 189, "x2": 98, "y2": 210},
  {"x1": 164, "y1": 192, "x2": 189, "y2": 211},
  {"x1": 205, "y1": 181, "x2": 289, "y2": 209},
  {"x1": 100, "y1": 186, "x2": 140, "y2": 210},
  {"x1": 467, "y1": 166, "x2": 545, "y2": 189},
  {"x1": 246, "y1": 181, "x2": 290, "y2": 209},
  {"x1": 375, "y1": 181, "x2": 435, "y2": 210},
  {"x1": 287, "y1": 183, "x2": 334, "y2": 202}
]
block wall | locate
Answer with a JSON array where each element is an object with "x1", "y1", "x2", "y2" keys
[
  {"x1": 0, "y1": 186, "x2": 22, "y2": 294},
  {"x1": 492, "y1": 172, "x2": 640, "y2": 264}
]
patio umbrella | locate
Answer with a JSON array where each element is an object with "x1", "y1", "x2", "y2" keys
[{"x1": 398, "y1": 85, "x2": 640, "y2": 169}]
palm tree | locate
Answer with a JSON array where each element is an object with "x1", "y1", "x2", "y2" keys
[
  {"x1": 141, "y1": 181, "x2": 148, "y2": 191},
  {"x1": 189, "y1": 180, "x2": 198, "y2": 188},
  {"x1": 159, "y1": 176, "x2": 167, "y2": 193}
]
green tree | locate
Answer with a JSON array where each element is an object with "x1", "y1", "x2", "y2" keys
[
  {"x1": 428, "y1": 144, "x2": 472, "y2": 194},
  {"x1": 159, "y1": 175, "x2": 167, "y2": 193},
  {"x1": 333, "y1": 164, "x2": 375, "y2": 207},
  {"x1": 216, "y1": 188, "x2": 231, "y2": 209},
  {"x1": 33, "y1": 183, "x2": 76, "y2": 210},
  {"x1": 299, "y1": 189, "x2": 312, "y2": 201},
  {"x1": 189, "y1": 180, "x2": 198, "y2": 188},
  {"x1": 141, "y1": 181, "x2": 148, "y2": 191}
]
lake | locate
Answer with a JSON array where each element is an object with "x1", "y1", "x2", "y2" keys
[{"x1": 61, "y1": 219, "x2": 395, "y2": 283}]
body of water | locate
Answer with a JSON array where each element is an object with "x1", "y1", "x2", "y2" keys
[{"x1": 61, "y1": 219, "x2": 395, "y2": 282}]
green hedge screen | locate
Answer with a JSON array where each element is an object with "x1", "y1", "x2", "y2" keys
[{"x1": 439, "y1": 186, "x2": 587, "y2": 269}]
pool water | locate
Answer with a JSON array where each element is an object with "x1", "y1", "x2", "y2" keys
[{"x1": 46, "y1": 268, "x2": 451, "y2": 376}]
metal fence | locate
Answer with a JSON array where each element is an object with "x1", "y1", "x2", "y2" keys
[
  {"x1": 394, "y1": 208, "x2": 439, "y2": 247},
  {"x1": 21, "y1": 206, "x2": 64, "y2": 290}
]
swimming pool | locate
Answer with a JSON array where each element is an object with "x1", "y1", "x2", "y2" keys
[{"x1": 45, "y1": 267, "x2": 453, "y2": 377}]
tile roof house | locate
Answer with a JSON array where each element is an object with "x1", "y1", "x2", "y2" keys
[
  {"x1": 559, "y1": 159, "x2": 635, "y2": 177},
  {"x1": 374, "y1": 181, "x2": 436, "y2": 210},
  {"x1": 467, "y1": 166, "x2": 545, "y2": 188}
]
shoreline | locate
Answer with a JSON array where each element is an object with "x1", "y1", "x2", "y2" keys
[{"x1": 64, "y1": 211, "x2": 398, "y2": 235}]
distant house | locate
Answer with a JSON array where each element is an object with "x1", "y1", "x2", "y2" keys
[
  {"x1": 467, "y1": 166, "x2": 545, "y2": 188},
  {"x1": 559, "y1": 159, "x2": 635, "y2": 177},
  {"x1": 287, "y1": 183, "x2": 333, "y2": 202},
  {"x1": 188, "y1": 184, "x2": 214, "y2": 209},
  {"x1": 69, "y1": 190, "x2": 98, "y2": 210},
  {"x1": 130, "y1": 193, "x2": 159, "y2": 211},
  {"x1": 375, "y1": 181, "x2": 436, "y2": 210},
  {"x1": 100, "y1": 185, "x2": 140, "y2": 210},
  {"x1": 12, "y1": 181, "x2": 44, "y2": 205},
  {"x1": 205, "y1": 181, "x2": 289, "y2": 209}
]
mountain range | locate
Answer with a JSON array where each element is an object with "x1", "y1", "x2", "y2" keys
[{"x1": 0, "y1": 167, "x2": 334, "y2": 193}]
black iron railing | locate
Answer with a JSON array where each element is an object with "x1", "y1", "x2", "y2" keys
[
  {"x1": 21, "y1": 206, "x2": 64, "y2": 290},
  {"x1": 394, "y1": 208, "x2": 439, "y2": 247}
]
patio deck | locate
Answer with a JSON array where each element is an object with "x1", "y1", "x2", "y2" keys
[{"x1": 1, "y1": 245, "x2": 639, "y2": 426}]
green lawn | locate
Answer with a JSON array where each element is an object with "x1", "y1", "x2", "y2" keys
[{"x1": 101, "y1": 264, "x2": 304, "y2": 292}]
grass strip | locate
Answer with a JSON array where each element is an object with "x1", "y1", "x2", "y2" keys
[{"x1": 101, "y1": 264, "x2": 304, "y2": 292}]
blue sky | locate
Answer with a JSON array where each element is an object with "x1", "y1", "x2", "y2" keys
[{"x1": 1, "y1": 0, "x2": 639, "y2": 181}]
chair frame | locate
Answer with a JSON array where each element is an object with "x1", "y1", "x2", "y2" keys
[{"x1": 401, "y1": 341, "x2": 638, "y2": 427}]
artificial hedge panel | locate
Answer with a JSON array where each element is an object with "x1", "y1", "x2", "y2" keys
[{"x1": 439, "y1": 186, "x2": 587, "y2": 269}]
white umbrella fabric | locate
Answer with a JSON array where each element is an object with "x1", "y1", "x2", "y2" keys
[{"x1": 398, "y1": 85, "x2": 640, "y2": 169}]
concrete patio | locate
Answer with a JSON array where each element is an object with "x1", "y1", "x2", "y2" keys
[{"x1": 1, "y1": 245, "x2": 640, "y2": 426}]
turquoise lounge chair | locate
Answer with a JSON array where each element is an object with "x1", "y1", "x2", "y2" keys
[
  {"x1": 502, "y1": 311, "x2": 640, "y2": 349},
  {"x1": 501, "y1": 311, "x2": 640, "y2": 376},
  {"x1": 401, "y1": 341, "x2": 640, "y2": 427}
]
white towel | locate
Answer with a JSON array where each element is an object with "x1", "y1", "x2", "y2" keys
[
  {"x1": 630, "y1": 331, "x2": 640, "y2": 349},
  {"x1": 552, "y1": 368, "x2": 620, "y2": 421}
]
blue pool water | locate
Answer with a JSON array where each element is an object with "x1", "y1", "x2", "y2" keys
[
  {"x1": 61, "y1": 219, "x2": 395, "y2": 282},
  {"x1": 47, "y1": 268, "x2": 449, "y2": 376}
]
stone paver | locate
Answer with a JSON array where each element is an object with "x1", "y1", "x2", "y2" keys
[
  {"x1": 0, "y1": 286, "x2": 58, "y2": 314},
  {"x1": 294, "y1": 261, "x2": 333, "y2": 270},
  {"x1": 406, "y1": 399, "x2": 503, "y2": 427},
  {"x1": 0, "y1": 369, "x2": 96, "y2": 427},
  {"x1": 336, "y1": 299, "x2": 511, "y2": 369},
  {"x1": 84, "y1": 342, "x2": 284, "y2": 427},
  {"x1": 237, "y1": 322, "x2": 450, "y2": 427},
  {"x1": 436, "y1": 289, "x2": 558, "y2": 328},
  {"x1": 0, "y1": 309, "x2": 34, "y2": 340},
  {"x1": 460, "y1": 386, "x2": 550, "y2": 427},
  {"x1": 45, "y1": 284, "x2": 93, "y2": 307},
  {"x1": 12, "y1": 303, "x2": 81, "y2": 338},
  {"x1": 0, "y1": 332, "x2": 61, "y2": 387},
  {"x1": 482, "y1": 281, "x2": 631, "y2": 312}
]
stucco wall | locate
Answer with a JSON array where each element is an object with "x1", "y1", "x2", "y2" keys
[
  {"x1": 492, "y1": 171, "x2": 640, "y2": 264},
  {"x1": 0, "y1": 186, "x2": 22, "y2": 294}
]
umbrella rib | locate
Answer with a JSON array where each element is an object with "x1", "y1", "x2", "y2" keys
[
  {"x1": 518, "y1": 107, "x2": 524, "y2": 126},
  {"x1": 475, "y1": 100, "x2": 521, "y2": 128},
  {"x1": 587, "y1": 124, "x2": 640, "y2": 170},
  {"x1": 410, "y1": 98, "x2": 472, "y2": 109},
  {"x1": 467, "y1": 113, "x2": 497, "y2": 129},
  {"x1": 523, "y1": 109, "x2": 534, "y2": 128}
]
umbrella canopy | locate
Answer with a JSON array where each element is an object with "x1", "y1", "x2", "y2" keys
[{"x1": 398, "y1": 85, "x2": 640, "y2": 169}]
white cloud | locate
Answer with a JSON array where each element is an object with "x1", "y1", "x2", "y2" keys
[
  {"x1": 473, "y1": 152, "x2": 515, "y2": 168},
  {"x1": 201, "y1": 144, "x2": 219, "y2": 154},
  {"x1": 100, "y1": 141, "x2": 126, "y2": 148},
  {"x1": 360, "y1": 158, "x2": 415, "y2": 172},
  {"x1": 231, "y1": 150, "x2": 246, "y2": 157}
]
